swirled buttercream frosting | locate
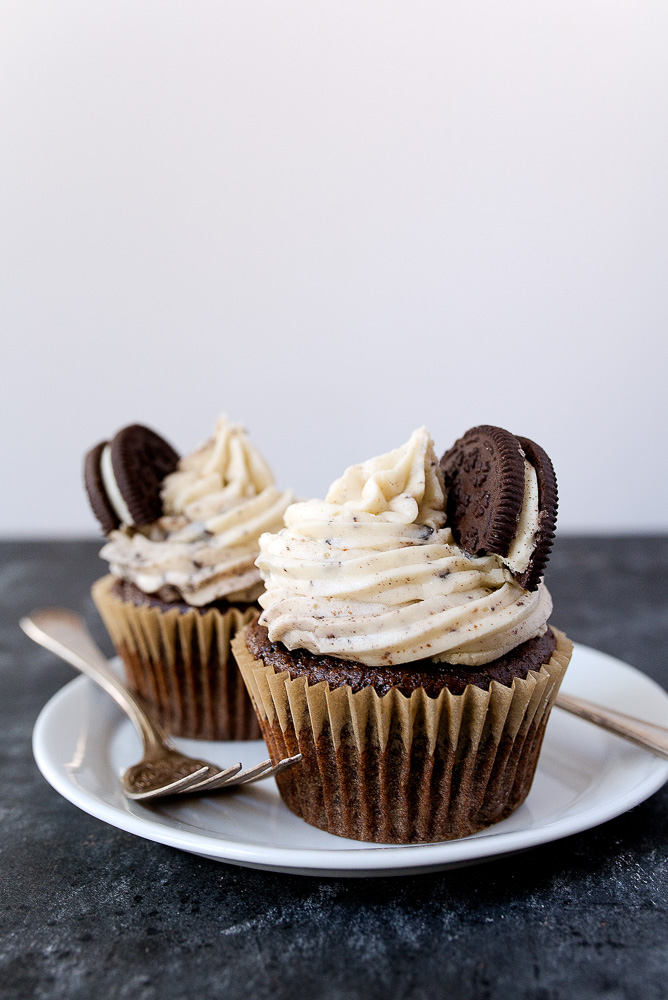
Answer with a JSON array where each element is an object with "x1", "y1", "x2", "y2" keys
[
  {"x1": 257, "y1": 427, "x2": 552, "y2": 667},
  {"x1": 101, "y1": 416, "x2": 293, "y2": 606}
]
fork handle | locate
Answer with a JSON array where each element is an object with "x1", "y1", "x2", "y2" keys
[
  {"x1": 20, "y1": 608, "x2": 169, "y2": 753},
  {"x1": 555, "y1": 692, "x2": 668, "y2": 759}
]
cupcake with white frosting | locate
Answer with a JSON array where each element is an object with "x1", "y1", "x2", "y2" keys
[
  {"x1": 233, "y1": 426, "x2": 571, "y2": 841},
  {"x1": 88, "y1": 416, "x2": 293, "y2": 740}
]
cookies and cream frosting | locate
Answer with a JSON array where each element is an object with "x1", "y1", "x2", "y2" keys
[
  {"x1": 101, "y1": 416, "x2": 293, "y2": 606},
  {"x1": 257, "y1": 427, "x2": 552, "y2": 667}
]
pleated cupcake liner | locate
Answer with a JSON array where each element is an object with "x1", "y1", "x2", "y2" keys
[
  {"x1": 92, "y1": 574, "x2": 261, "y2": 740},
  {"x1": 232, "y1": 627, "x2": 572, "y2": 843}
]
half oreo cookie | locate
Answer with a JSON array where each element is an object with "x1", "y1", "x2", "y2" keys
[
  {"x1": 84, "y1": 424, "x2": 180, "y2": 533},
  {"x1": 439, "y1": 425, "x2": 558, "y2": 591},
  {"x1": 84, "y1": 440, "x2": 118, "y2": 535},
  {"x1": 514, "y1": 435, "x2": 558, "y2": 591},
  {"x1": 440, "y1": 425, "x2": 526, "y2": 558}
]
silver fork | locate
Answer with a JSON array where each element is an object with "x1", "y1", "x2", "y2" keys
[{"x1": 21, "y1": 609, "x2": 301, "y2": 801}]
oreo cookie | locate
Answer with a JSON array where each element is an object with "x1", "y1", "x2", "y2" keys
[
  {"x1": 84, "y1": 440, "x2": 118, "y2": 535},
  {"x1": 440, "y1": 425, "x2": 526, "y2": 558},
  {"x1": 514, "y1": 435, "x2": 558, "y2": 592},
  {"x1": 440, "y1": 425, "x2": 557, "y2": 591},
  {"x1": 84, "y1": 424, "x2": 179, "y2": 533}
]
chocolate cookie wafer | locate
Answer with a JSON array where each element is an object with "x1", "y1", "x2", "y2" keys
[
  {"x1": 440, "y1": 424, "x2": 526, "y2": 557},
  {"x1": 440, "y1": 424, "x2": 558, "y2": 591},
  {"x1": 514, "y1": 435, "x2": 558, "y2": 591},
  {"x1": 110, "y1": 424, "x2": 179, "y2": 526},
  {"x1": 84, "y1": 440, "x2": 118, "y2": 534},
  {"x1": 84, "y1": 424, "x2": 179, "y2": 533}
]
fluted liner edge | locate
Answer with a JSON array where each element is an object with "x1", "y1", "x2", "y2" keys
[{"x1": 93, "y1": 574, "x2": 260, "y2": 740}]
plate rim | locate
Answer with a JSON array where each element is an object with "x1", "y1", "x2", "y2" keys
[{"x1": 32, "y1": 642, "x2": 668, "y2": 877}]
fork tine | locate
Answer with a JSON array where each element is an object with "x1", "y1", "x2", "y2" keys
[
  {"x1": 123, "y1": 764, "x2": 212, "y2": 801},
  {"x1": 137, "y1": 752, "x2": 304, "y2": 799},
  {"x1": 174, "y1": 762, "x2": 243, "y2": 794},
  {"x1": 180, "y1": 759, "x2": 272, "y2": 794},
  {"x1": 217, "y1": 753, "x2": 303, "y2": 789},
  {"x1": 214, "y1": 757, "x2": 277, "y2": 787}
]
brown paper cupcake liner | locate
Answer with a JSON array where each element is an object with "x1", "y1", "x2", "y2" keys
[
  {"x1": 232, "y1": 627, "x2": 573, "y2": 843},
  {"x1": 93, "y1": 575, "x2": 261, "y2": 740}
]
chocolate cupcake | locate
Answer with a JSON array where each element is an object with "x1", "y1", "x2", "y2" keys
[
  {"x1": 87, "y1": 416, "x2": 293, "y2": 740},
  {"x1": 233, "y1": 426, "x2": 572, "y2": 841}
]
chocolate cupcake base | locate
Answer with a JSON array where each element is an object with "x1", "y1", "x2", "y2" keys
[
  {"x1": 233, "y1": 626, "x2": 572, "y2": 843},
  {"x1": 93, "y1": 575, "x2": 261, "y2": 741}
]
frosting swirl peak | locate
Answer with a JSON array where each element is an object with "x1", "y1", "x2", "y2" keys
[
  {"x1": 325, "y1": 426, "x2": 445, "y2": 527},
  {"x1": 162, "y1": 415, "x2": 275, "y2": 521}
]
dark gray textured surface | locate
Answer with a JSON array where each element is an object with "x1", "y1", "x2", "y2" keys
[{"x1": 1, "y1": 537, "x2": 667, "y2": 1000}]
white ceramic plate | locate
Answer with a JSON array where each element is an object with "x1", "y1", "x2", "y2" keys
[{"x1": 33, "y1": 644, "x2": 668, "y2": 878}]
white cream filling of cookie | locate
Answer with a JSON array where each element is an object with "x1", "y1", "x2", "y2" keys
[
  {"x1": 100, "y1": 444, "x2": 135, "y2": 527},
  {"x1": 503, "y1": 459, "x2": 540, "y2": 575}
]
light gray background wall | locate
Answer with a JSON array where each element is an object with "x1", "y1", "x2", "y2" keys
[{"x1": 3, "y1": 1, "x2": 667, "y2": 535}]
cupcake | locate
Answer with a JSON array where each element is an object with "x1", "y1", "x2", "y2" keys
[
  {"x1": 232, "y1": 425, "x2": 572, "y2": 842},
  {"x1": 85, "y1": 417, "x2": 293, "y2": 740}
]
